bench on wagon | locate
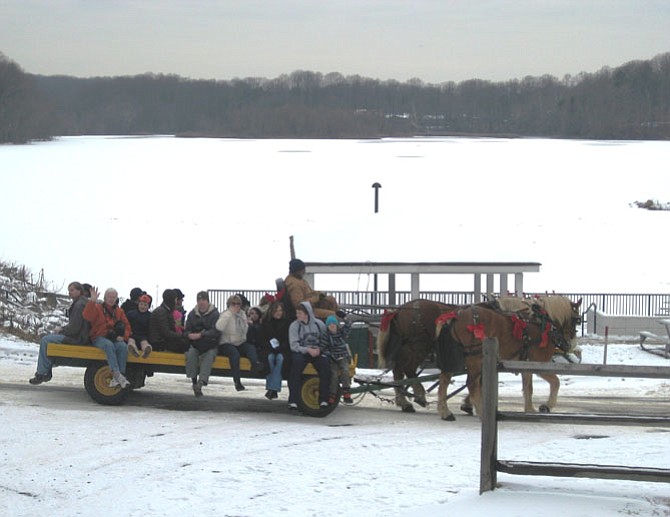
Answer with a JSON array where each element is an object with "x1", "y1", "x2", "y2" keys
[{"x1": 46, "y1": 342, "x2": 355, "y2": 417}]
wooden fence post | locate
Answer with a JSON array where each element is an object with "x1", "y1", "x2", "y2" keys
[{"x1": 480, "y1": 337, "x2": 499, "y2": 494}]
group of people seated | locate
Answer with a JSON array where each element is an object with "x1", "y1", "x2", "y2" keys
[{"x1": 29, "y1": 258, "x2": 355, "y2": 410}]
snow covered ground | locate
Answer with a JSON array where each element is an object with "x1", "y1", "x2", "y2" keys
[{"x1": 1, "y1": 334, "x2": 669, "y2": 516}]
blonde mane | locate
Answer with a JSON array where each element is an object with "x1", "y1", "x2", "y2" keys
[
  {"x1": 496, "y1": 295, "x2": 579, "y2": 351},
  {"x1": 535, "y1": 296, "x2": 574, "y2": 326},
  {"x1": 496, "y1": 297, "x2": 533, "y2": 314}
]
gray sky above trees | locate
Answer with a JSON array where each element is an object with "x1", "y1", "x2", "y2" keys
[{"x1": 2, "y1": 0, "x2": 669, "y2": 83}]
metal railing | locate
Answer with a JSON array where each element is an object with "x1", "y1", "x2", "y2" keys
[{"x1": 207, "y1": 289, "x2": 670, "y2": 317}]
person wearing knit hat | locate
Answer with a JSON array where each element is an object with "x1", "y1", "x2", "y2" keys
[
  {"x1": 284, "y1": 258, "x2": 345, "y2": 321},
  {"x1": 126, "y1": 294, "x2": 153, "y2": 358},
  {"x1": 322, "y1": 313, "x2": 354, "y2": 405},
  {"x1": 148, "y1": 289, "x2": 189, "y2": 352},
  {"x1": 121, "y1": 286, "x2": 145, "y2": 314},
  {"x1": 288, "y1": 258, "x2": 305, "y2": 274}
]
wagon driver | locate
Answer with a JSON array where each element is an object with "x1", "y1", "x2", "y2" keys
[{"x1": 284, "y1": 258, "x2": 345, "y2": 321}]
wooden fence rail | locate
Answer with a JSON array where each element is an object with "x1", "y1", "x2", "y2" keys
[{"x1": 479, "y1": 338, "x2": 670, "y2": 493}]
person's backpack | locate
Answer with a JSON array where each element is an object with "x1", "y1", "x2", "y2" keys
[{"x1": 274, "y1": 277, "x2": 296, "y2": 322}]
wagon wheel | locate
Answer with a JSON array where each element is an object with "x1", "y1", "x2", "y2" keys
[
  {"x1": 83, "y1": 362, "x2": 128, "y2": 406},
  {"x1": 297, "y1": 375, "x2": 338, "y2": 417}
]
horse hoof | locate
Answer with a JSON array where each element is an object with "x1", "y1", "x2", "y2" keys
[
  {"x1": 539, "y1": 405, "x2": 551, "y2": 413},
  {"x1": 401, "y1": 405, "x2": 416, "y2": 413},
  {"x1": 460, "y1": 404, "x2": 474, "y2": 415},
  {"x1": 441, "y1": 413, "x2": 456, "y2": 422},
  {"x1": 415, "y1": 399, "x2": 428, "y2": 408}
]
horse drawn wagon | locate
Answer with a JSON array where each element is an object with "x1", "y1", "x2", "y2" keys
[{"x1": 42, "y1": 290, "x2": 582, "y2": 420}]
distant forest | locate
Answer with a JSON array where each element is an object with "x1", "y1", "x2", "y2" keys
[{"x1": 1, "y1": 51, "x2": 669, "y2": 144}]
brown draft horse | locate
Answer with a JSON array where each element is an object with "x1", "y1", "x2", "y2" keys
[
  {"x1": 435, "y1": 303, "x2": 573, "y2": 421},
  {"x1": 377, "y1": 299, "x2": 457, "y2": 412}
]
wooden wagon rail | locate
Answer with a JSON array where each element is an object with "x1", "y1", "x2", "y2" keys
[{"x1": 479, "y1": 339, "x2": 670, "y2": 493}]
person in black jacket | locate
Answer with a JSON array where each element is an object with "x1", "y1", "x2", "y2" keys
[
  {"x1": 149, "y1": 289, "x2": 188, "y2": 352},
  {"x1": 126, "y1": 294, "x2": 153, "y2": 358},
  {"x1": 260, "y1": 301, "x2": 291, "y2": 400},
  {"x1": 184, "y1": 291, "x2": 221, "y2": 397},
  {"x1": 30, "y1": 281, "x2": 90, "y2": 385},
  {"x1": 121, "y1": 287, "x2": 144, "y2": 315},
  {"x1": 246, "y1": 306, "x2": 263, "y2": 355}
]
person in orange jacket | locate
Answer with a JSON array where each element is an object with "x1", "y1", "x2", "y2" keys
[
  {"x1": 83, "y1": 286, "x2": 132, "y2": 389},
  {"x1": 284, "y1": 258, "x2": 344, "y2": 321}
]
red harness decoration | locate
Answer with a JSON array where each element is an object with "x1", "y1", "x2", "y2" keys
[
  {"x1": 380, "y1": 310, "x2": 397, "y2": 332},
  {"x1": 261, "y1": 287, "x2": 286, "y2": 305},
  {"x1": 540, "y1": 322, "x2": 551, "y2": 348},
  {"x1": 260, "y1": 292, "x2": 276, "y2": 304},
  {"x1": 435, "y1": 311, "x2": 458, "y2": 327},
  {"x1": 467, "y1": 323, "x2": 487, "y2": 340},
  {"x1": 511, "y1": 314, "x2": 527, "y2": 341}
]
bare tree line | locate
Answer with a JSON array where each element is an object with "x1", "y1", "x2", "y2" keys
[
  {"x1": 0, "y1": 53, "x2": 54, "y2": 143},
  {"x1": 1, "y1": 51, "x2": 670, "y2": 144}
]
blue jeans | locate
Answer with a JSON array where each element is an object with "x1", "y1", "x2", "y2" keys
[
  {"x1": 266, "y1": 352, "x2": 284, "y2": 392},
  {"x1": 288, "y1": 352, "x2": 331, "y2": 405},
  {"x1": 92, "y1": 336, "x2": 128, "y2": 374},
  {"x1": 219, "y1": 342, "x2": 258, "y2": 383},
  {"x1": 36, "y1": 334, "x2": 66, "y2": 375}
]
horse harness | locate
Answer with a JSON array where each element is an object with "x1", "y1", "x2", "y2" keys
[
  {"x1": 407, "y1": 300, "x2": 435, "y2": 341},
  {"x1": 452, "y1": 305, "x2": 568, "y2": 361}
]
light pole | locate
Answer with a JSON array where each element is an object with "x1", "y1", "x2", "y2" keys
[
  {"x1": 371, "y1": 182, "x2": 382, "y2": 300},
  {"x1": 371, "y1": 182, "x2": 381, "y2": 213}
]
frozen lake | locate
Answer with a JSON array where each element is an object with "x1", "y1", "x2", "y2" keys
[{"x1": 1, "y1": 135, "x2": 669, "y2": 301}]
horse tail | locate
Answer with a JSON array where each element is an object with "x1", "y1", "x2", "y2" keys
[{"x1": 377, "y1": 310, "x2": 398, "y2": 368}]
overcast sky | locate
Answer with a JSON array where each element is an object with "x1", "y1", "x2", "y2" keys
[{"x1": 2, "y1": 1, "x2": 669, "y2": 84}]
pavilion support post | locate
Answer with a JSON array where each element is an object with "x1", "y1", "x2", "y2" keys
[
  {"x1": 388, "y1": 274, "x2": 396, "y2": 307},
  {"x1": 499, "y1": 274, "x2": 508, "y2": 296},
  {"x1": 514, "y1": 273, "x2": 524, "y2": 297},
  {"x1": 474, "y1": 274, "x2": 482, "y2": 302},
  {"x1": 486, "y1": 274, "x2": 495, "y2": 299},
  {"x1": 410, "y1": 273, "x2": 420, "y2": 301}
]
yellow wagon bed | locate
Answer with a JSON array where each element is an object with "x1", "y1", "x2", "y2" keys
[{"x1": 47, "y1": 342, "x2": 353, "y2": 417}]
